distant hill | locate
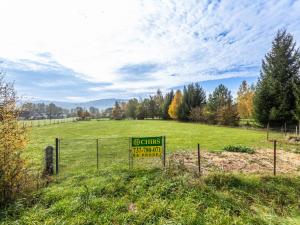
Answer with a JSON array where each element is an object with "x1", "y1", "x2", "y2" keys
[{"x1": 33, "y1": 98, "x2": 127, "y2": 110}]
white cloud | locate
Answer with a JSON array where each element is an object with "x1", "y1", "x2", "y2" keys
[{"x1": 0, "y1": 0, "x2": 300, "y2": 98}]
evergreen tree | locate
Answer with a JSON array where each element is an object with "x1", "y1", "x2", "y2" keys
[
  {"x1": 148, "y1": 96, "x2": 156, "y2": 119},
  {"x1": 177, "y1": 83, "x2": 206, "y2": 121},
  {"x1": 136, "y1": 100, "x2": 147, "y2": 120},
  {"x1": 208, "y1": 84, "x2": 232, "y2": 112},
  {"x1": 254, "y1": 29, "x2": 300, "y2": 126},
  {"x1": 207, "y1": 84, "x2": 239, "y2": 125},
  {"x1": 293, "y1": 80, "x2": 300, "y2": 128},
  {"x1": 154, "y1": 89, "x2": 164, "y2": 118},
  {"x1": 126, "y1": 98, "x2": 138, "y2": 119},
  {"x1": 162, "y1": 90, "x2": 174, "y2": 120}
]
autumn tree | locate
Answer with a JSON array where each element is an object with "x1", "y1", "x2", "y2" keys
[
  {"x1": 168, "y1": 90, "x2": 182, "y2": 120},
  {"x1": 189, "y1": 107, "x2": 203, "y2": 122},
  {"x1": 76, "y1": 107, "x2": 86, "y2": 120},
  {"x1": 0, "y1": 75, "x2": 30, "y2": 205},
  {"x1": 237, "y1": 80, "x2": 255, "y2": 119},
  {"x1": 111, "y1": 101, "x2": 123, "y2": 120}
]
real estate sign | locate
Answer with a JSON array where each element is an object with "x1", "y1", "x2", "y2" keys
[{"x1": 131, "y1": 136, "x2": 163, "y2": 158}]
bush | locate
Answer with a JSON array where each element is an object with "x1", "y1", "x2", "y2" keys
[
  {"x1": 0, "y1": 76, "x2": 34, "y2": 206},
  {"x1": 189, "y1": 107, "x2": 203, "y2": 122},
  {"x1": 216, "y1": 104, "x2": 240, "y2": 126},
  {"x1": 223, "y1": 145, "x2": 255, "y2": 154}
]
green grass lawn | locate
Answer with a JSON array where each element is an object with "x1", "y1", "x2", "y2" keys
[
  {"x1": 27, "y1": 119, "x2": 274, "y2": 149},
  {"x1": 23, "y1": 119, "x2": 282, "y2": 173},
  {"x1": 1, "y1": 120, "x2": 299, "y2": 225}
]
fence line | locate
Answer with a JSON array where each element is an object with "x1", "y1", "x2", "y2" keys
[
  {"x1": 53, "y1": 137, "x2": 169, "y2": 175},
  {"x1": 43, "y1": 137, "x2": 300, "y2": 176},
  {"x1": 18, "y1": 117, "x2": 78, "y2": 128}
]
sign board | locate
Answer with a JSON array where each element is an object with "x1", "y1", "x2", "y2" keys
[{"x1": 131, "y1": 136, "x2": 163, "y2": 158}]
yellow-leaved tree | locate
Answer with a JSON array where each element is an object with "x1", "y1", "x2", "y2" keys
[
  {"x1": 168, "y1": 90, "x2": 182, "y2": 119},
  {"x1": 237, "y1": 81, "x2": 255, "y2": 119},
  {"x1": 0, "y1": 75, "x2": 30, "y2": 205}
]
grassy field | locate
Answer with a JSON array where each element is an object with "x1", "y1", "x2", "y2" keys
[
  {"x1": 1, "y1": 120, "x2": 299, "y2": 224},
  {"x1": 22, "y1": 119, "x2": 284, "y2": 172}
]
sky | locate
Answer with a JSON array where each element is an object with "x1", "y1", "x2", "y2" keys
[{"x1": 0, "y1": 0, "x2": 300, "y2": 102}]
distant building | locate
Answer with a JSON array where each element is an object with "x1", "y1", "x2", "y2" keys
[
  {"x1": 29, "y1": 112, "x2": 47, "y2": 120},
  {"x1": 19, "y1": 111, "x2": 48, "y2": 120},
  {"x1": 19, "y1": 111, "x2": 31, "y2": 120}
]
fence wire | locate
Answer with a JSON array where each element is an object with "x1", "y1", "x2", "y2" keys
[
  {"x1": 53, "y1": 136, "x2": 300, "y2": 176},
  {"x1": 57, "y1": 137, "x2": 166, "y2": 175}
]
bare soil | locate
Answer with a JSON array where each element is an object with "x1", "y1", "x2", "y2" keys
[{"x1": 169, "y1": 149, "x2": 300, "y2": 175}]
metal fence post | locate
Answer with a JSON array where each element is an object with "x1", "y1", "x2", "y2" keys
[
  {"x1": 197, "y1": 143, "x2": 201, "y2": 175},
  {"x1": 128, "y1": 137, "x2": 132, "y2": 170},
  {"x1": 96, "y1": 139, "x2": 99, "y2": 170},
  {"x1": 267, "y1": 122, "x2": 269, "y2": 141},
  {"x1": 284, "y1": 123, "x2": 287, "y2": 136},
  {"x1": 273, "y1": 140, "x2": 277, "y2": 176},
  {"x1": 163, "y1": 136, "x2": 166, "y2": 167},
  {"x1": 55, "y1": 138, "x2": 59, "y2": 175}
]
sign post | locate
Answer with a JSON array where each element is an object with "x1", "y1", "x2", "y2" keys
[{"x1": 130, "y1": 136, "x2": 165, "y2": 168}]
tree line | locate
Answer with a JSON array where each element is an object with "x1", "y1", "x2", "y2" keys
[
  {"x1": 20, "y1": 103, "x2": 102, "y2": 120},
  {"x1": 111, "y1": 29, "x2": 300, "y2": 127},
  {"x1": 111, "y1": 83, "x2": 241, "y2": 126}
]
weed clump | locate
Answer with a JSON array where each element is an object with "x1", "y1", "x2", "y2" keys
[{"x1": 223, "y1": 145, "x2": 255, "y2": 154}]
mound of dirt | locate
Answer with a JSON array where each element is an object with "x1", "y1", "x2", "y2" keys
[
  {"x1": 169, "y1": 149, "x2": 300, "y2": 175},
  {"x1": 287, "y1": 136, "x2": 300, "y2": 144}
]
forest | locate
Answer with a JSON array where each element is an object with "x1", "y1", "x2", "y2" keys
[{"x1": 110, "y1": 30, "x2": 300, "y2": 127}]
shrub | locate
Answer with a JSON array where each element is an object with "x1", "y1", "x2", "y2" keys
[
  {"x1": 223, "y1": 145, "x2": 255, "y2": 154},
  {"x1": 216, "y1": 104, "x2": 240, "y2": 126},
  {"x1": 189, "y1": 107, "x2": 203, "y2": 122},
  {"x1": 0, "y1": 75, "x2": 33, "y2": 206}
]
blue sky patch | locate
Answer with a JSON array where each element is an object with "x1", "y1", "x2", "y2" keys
[{"x1": 0, "y1": 0, "x2": 299, "y2": 101}]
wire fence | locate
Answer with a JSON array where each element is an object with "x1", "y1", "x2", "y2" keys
[
  {"x1": 169, "y1": 140, "x2": 300, "y2": 176},
  {"x1": 48, "y1": 137, "x2": 300, "y2": 177},
  {"x1": 267, "y1": 126, "x2": 300, "y2": 143},
  {"x1": 18, "y1": 117, "x2": 78, "y2": 128},
  {"x1": 56, "y1": 137, "x2": 166, "y2": 175}
]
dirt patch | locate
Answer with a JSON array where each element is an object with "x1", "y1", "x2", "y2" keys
[
  {"x1": 169, "y1": 149, "x2": 300, "y2": 175},
  {"x1": 287, "y1": 136, "x2": 300, "y2": 144}
]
